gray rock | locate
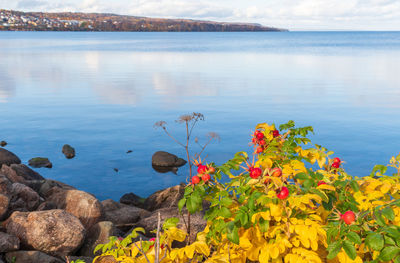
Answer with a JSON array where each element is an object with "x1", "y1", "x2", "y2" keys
[
  {"x1": 5, "y1": 251, "x2": 63, "y2": 263},
  {"x1": 66, "y1": 256, "x2": 93, "y2": 263},
  {"x1": 38, "y1": 179, "x2": 76, "y2": 197},
  {"x1": 0, "y1": 194, "x2": 10, "y2": 219},
  {"x1": 79, "y1": 221, "x2": 117, "y2": 257},
  {"x1": 0, "y1": 232, "x2": 19, "y2": 253},
  {"x1": 28, "y1": 157, "x2": 52, "y2": 168},
  {"x1": 9, "y1": 183, "x2": 40, "y2": 211},
  {"x1": 46, "y1": 189, "x2": 103, "y2": 229},
  {"x1": 62, "y1": 144, "x2": 75, "y2": 159},
  {"x1": 151, "y1": 151, "x2": 187, "y2": 167},
  {"x1": 0, "y1": 175, "x2": 12, "y2": 195},
  {"x1": 37, "y1": 201, "x2": 58, "y2": 211},
  {"x1": 9, "y1": 164, "x2": 44, "y2": 181},
  {"x1": 5, "y1": 210, "x2": 86, "y2": 256},
  {"x1": 144, "y1": 184, "x2": 185, "y2": 211},
  {"x1": 0, "y1": 148, "x2": 21, "y2": 167},
  {"x1": 0, "y1": 141, "x2": 7, "y2": 147},
  {"x1": 102, "y1": 199, "x2": 150, "y2": 227},
  {"x1": 119, "y1": 192, "x2": 144, "y2": 208}
]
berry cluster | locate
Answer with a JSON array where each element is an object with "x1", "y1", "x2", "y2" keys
[
  {"x1": 191, "y1": 164, "x2": 215, "y2": 185},
  {"x1": 331, "y1": 157, "x2": 342, "y2": 169}
]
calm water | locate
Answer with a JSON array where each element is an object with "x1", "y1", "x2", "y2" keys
[{"x1": 0, "y1": 31, "x2": 400, "y2": 200}]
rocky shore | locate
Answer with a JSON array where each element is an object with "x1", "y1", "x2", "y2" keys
[{"x1": 0, "y1": 148, "x2": 205, "y2": 263}]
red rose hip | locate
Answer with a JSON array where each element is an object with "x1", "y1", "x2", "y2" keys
[
  {"x1": 277, "y1": 187, "x2": 289, "y2": 199},
  {"x1": 317, "y1": 181, "x2": 326, "y2": 186},
  {"x1": 256, "y1": 131, "x2": 264, "y2": 140},
  {"x1": 197, "y1": 165, "x2": 207, "y2": 174},
  {"x1": 271, "y1": 168, "x2": 282, "y2": 177},
  {"x1": 272, "y1": 130, "x2": 280, "y2": 137},
  {"x1": 341, "y1": 211, "x2": 356, "y2": 225},
  {"x1": 191, "y1": 175, "x2": 201, "y2": 185},
  {"x1": 202, "y1": 173, "x2": 211, "y2": 183},
  {"x1": 249, "y1": 167, "x2": 262, "y2": 179},
  {"x1": 331, "y1": 162, "x2": 340, "y2": 168}
]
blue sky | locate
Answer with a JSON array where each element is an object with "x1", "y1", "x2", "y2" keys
[{"x1": 1, "y1": 0, "x2": 400, "y2": 30}]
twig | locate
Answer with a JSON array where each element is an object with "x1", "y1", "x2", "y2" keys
[
  {"x1": 155, "y1": 212, "x2": 161, "y2": 263},
  {"x1": 228, "y1": 243, "x2": 232, "y2": 263},
  {"x1": 162, "y1": 128, "x2": 185, "y2": 147},
  {"x1": 132, "y1": 238, "x2": 151, "y2": 263}
]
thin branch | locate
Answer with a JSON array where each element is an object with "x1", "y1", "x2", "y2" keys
[
  {"x1": 155, "y1": 212, "x2": 161, "y2": 263},
  {"x1": 162, "y1": 128, "x2": 185, "y2": 147},
  {"x1": 133, "y1": 238, "x2": 151, "y2": 263}
]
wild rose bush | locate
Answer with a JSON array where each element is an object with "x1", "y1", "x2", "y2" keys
[{"x1": 96, "y1": 121, "x2": 400, "y2": 263}]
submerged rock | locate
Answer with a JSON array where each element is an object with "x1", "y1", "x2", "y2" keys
[
  {"x1": 0, "y1": 148, "x2": 21, "y2": 167},
  {"x1": 28, "y1": 157, "x2": 52, "y2": 169},
  {"x1": 5, "y1": 210, "x2": 86, "y2": 256},
  {"x1": 151, "y1": 151, "x2": 187, "y2": 167},
  {"x1": 62, "y1": 144, "x2": 75, "y2": 159}
]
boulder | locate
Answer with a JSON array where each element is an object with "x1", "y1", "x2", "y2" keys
[
  {"x1": 62, "y1": 144, "x2": 75, "y2": 159},
  {"x1": 79, "y1": 221, "x2": 117, "y2": 257},
  {"x1": 0, "y1": 194, "x2": 10, "y2": 219},
  {"x1": 102, "y1": 199, "x2": 150, "y2": 227},
  {"x1": 0, "y1": 149, "x2": 21, "y2": 167},
  {"x1": 151, "y1": 151, "x2": 186, "y2": 167},
  {"x1": 28, "y1": 157, "x2": 52, "y2": 168},
  {"x1": 37, "y1": 201, "x2": 58, "y2": 211},
  {"x1": 46, "y1": 189, "x2": 103, "y2": 229},
  {"x1": 119, "y1": 192, "x2": 144, "y2": 208},
  {"x1": 9, "y1": 183, "x2": 40, "y2": 211},
  {"x1": 37, "y1": 179, "x2": 75, "y2": 197},
  {"x1": 9, "y1": 164, "x2": 44, "y2": 181},
  {"x1": 136, "y1": 207, "x2": 206, "y2": 241},
  {"x1": 0, "y1": 232, "x2": 19, "y2": 253},
  {"x1": 144, "y1": 184, "x2": 185, "y2": 211},
  {"x1": 5, "y1": 251, "x2": 63, "y2": 263},
  {"x1": 5, "y1": 210, "x2": 86, "y2": 256},
  {"x1": 0, "y1": 175, "x2": 12, "y2": 195},
  {"x1": 93, "y1": 255, "x2": 117, "y2": 263}
]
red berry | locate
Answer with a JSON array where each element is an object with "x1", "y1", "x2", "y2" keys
[
  {"x1": 208, "y1": 166, "x2": 216, "y2": 174},
  {"x1": 277, "y1": 187, "x2": 289, "y2": 199},
  {"x1": 272, "y1": 130, "x2": 280, "y2": 138},
  {"x1": 249, "y1": 167, "x2": 262, "y2": 179},
  {"x1": 118, "y1": 237, "x2": 123, "y2": 241},
  {"x1": 256, "y1": 147, "x2": 263, "y2": 154},
  {"x1": 333, "y1": 157, "x2": 341, "y2": 164},
  {"x1": 259, "y1": 139, "x2": 266, "y2": 146},
  {"x1": 197, "y1": 165, "x2": 207, "y2": 174},
  {"x1": 256, "y1": 131, "x2": 264, "y2": 140},
  {"x1": 149, "y1": 238, "x2": 155, "y2": 242},
  {"x1": 317, "y1": 181, "x2": 326, "y2": 186},
  {"x1": 331, "y1": 162, "x2": 340, "y2": 168},
  {"x1": 191, "y1": 176, "x2": 200, "y2": 185},
  {"x1": 342, "y1": 211, "x2": 356, "y2": 225},
  {"x1": 271, "y1": 168, "x2": 282, "y2": 177},
  {"x1": 202, "y1": 173, "x2": 211, "y2": 183},
  {"x1": 252, "y1": 137, "x2": 257, "y2": 144}
]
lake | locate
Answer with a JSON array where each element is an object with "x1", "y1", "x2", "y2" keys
[{"x1": 0, "y1": 31, "x2": 399, "y2": 200}]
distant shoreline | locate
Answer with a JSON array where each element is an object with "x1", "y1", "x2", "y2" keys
[{"x1": 0, "y1": 9, "x2": 288, "y2": 32}]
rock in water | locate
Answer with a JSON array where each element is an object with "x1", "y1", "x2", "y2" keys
[
  {"x1": 0, "y1": 141, "x2": 7, "y2": 147},
  {"x1": 151, "y1": 151, "x2": 187, "y2": 167},
  {"x1": 28, "y1": 157, "x2": 52, "y2": 168},
  {"x1": 0, "y1": 232, "x2": 20, "y2": 253},
  {"x1": 5, "y1": 251, "x2": 63, "y2": 263},
  {"x1": 5, "y1": 210, "x2": 85, "y2": 256},
  {"x1": 0, "y1": 148, "x2": 21, "y2": 167},
  {"x1": 46, "y1": 189, "x2": 104, "y2": 229},
  {"x1": 62, "y1": 144, "x2": 75, "y2": 159}
]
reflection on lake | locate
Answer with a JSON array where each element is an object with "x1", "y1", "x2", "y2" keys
[{"x1": 0, "y1": 32, "x2": 400, "y2": 200}]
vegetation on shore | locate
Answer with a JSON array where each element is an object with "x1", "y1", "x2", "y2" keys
[
  {"x1": 0, "y1": 9, "x2": 286, "y2": 32},
  {"x1": 91, "y1": 120, "x2": 400, "y2": 262}
]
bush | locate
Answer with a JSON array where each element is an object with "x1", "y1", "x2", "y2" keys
[{"x1": 96, "y1": 121, "x2": 400, "y2": 263}]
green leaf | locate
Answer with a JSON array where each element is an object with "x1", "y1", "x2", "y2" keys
[
  {"x1": 374, "y1": 210, "x2": 386, "y2": 227},
  {"x1": 220, "y1": 197, "x2": 233, "y2": 207},
  {"x1": 382, "y1": 206, "x2": 395, "y2": 221},
  {"x1": 94, "y1": 244, "x2": 103, "y2": 254},
  {"x1": 349, "y1": 181, "x2": 360, "y2": 192},
  {"x1": 385, "y1": 236, "x2": 397, "y2": 246},
  {"x1": 219, "y1": 207, "x2": 232, "y2": 218},
  {"x1": 227, "y1": 226, "x2": 239, "y2": 244},
  {"x1": 342, "y1": 240, "x2": 357, "y2": 260},
  {"x1": 395, "y1": 255, "x2": 400, "y2": 263},
  {"x1": 366, "y1": 233, "x2": 384, "y2": 251},
  {"x1": 178, "y1": 198, "x2": 186, "y2": 212},
  {"x1": 347, "y1": 232, "x2": 361, "y2": 245},
  {"x1": 163, "y1": 217, "x2": 179, "y2": 230},
  {"x1": 379, "y1": 246, "x2": 400, "y2": 261},
  {"x1": 327, "y1": 241, "x2": 342, "y2": 260},
  {"x1": 326, "y1": 227, "x2": 339, "y2": 243},
  {"x1": 259, "y1": 218, "x2": 269, "y2": 233},
  {"x1": 294, "y1": 172, "x2": 309, "y2": 180}
]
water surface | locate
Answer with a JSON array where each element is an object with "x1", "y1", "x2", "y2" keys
[{"x1": 1, "y1": 31, "x2": 400, "y2": 200}]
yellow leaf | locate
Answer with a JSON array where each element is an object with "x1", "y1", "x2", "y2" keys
[
  {"x1": 317, "y1": 184, "x2": 336, "y2": 191},
  {"x1": 168, "y1": 227, "x2": 187, "y2": 242}
]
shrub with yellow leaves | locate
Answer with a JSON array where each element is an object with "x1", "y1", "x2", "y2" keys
[{"x1": 95, "y1": 121, "x2": 400, "y2": 263}]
